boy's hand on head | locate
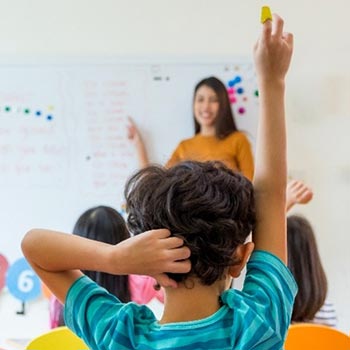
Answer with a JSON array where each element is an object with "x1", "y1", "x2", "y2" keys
[
  {"x1": 286, "y1": 179, "x2": 313, "y2": 211},
  {"x1": 115, "y1": 229, "x2": 191, "y2": 286},
  {"x1": 254, "y1": 13, "x2": 293, "y2": 84}
]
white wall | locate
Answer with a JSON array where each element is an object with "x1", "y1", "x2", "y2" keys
[{"x1": 0, "y1": 0, "x2": 349, "y2": 337}]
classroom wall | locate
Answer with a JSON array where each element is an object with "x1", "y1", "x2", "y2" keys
[{"x1": 0, "y1": 0, "x2": 349, "y2": 337}]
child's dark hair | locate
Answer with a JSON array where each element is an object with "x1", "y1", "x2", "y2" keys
[
  {"x1": 193, "y1": 76, "x2": 238, "y2": 139},
  {"x1": 287, "y1": 215, "x2": 327, "y2": 322},
  {"x1": 73, "y1": 206, "x2": 131, "y2": 302},
  {"x1": 125, "y1": 161, "x2": 256, "y2": 285}
]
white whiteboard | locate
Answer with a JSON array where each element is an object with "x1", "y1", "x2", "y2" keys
[{"x1": 0, "y1": 58, "x2": 258, "y2": 260}]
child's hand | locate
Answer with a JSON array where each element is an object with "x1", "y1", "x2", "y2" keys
[
  {"x1": 113, "y1": 229, "x2": 191, "y2": 288},
  {"x1": 254, "y1": 13, "x2": 293, "y2": 84},
  {"x1": 286, "y1": 179, "x2": 313, "y2": 211}
]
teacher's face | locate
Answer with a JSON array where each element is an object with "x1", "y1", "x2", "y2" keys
[{"x1": 193, "y1": 85, "x2": 220, "y2": 129}]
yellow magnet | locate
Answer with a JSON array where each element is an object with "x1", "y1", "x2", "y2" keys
[{"x1": 261, "y1": 6, "x2": 272, "y2": 23}]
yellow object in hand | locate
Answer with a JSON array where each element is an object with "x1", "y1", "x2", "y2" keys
[{"x1": 261, "y1": 6, "x2": 272, "y2": 23}]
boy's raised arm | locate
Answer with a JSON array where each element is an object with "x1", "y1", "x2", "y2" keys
[
  {"x1": 252, "y1": 14, "x2": 294, "y2": 263},
  {"x1": 21, "y1": 228, "x2": 190, "y2": 303}
]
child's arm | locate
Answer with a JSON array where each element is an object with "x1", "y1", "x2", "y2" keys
[
  {"x1": 127, "y1": 116, "x2": 149, "y2": 168},
  {"x1": 21, "y1": 228, "x2": 190, "y2": 303},
  {"x1": 252, "y1": 14, "x2": 293, "y2": 263},
  {"x1": 286, "y1": 179, "x2": 313, "y2": 211}
]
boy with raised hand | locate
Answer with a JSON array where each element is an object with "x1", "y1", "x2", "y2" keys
[{"x1": 22, "y1": 12, "x2": 296, "y2": 350}]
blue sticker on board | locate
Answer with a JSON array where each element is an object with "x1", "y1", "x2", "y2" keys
[
  {"x1": 236, "y1": 87, "x2": 244, "y2": 94},
  {"x1": 6, "y1": 257, "x2": 41, "y2": 302}
]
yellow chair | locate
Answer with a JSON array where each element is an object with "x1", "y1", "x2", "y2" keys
[
  {"x1": 285, "y1": 323, "x2": 350, "y2": 350},
  {"x1": 26, "y1": 326, "x2": 89, "y2": 350}
]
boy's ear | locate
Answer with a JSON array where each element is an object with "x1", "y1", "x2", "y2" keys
[{"x1": 229, "y1": 242, "x2": 255, "y2": 278}]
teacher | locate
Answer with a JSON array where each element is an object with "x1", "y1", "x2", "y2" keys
[{"x1": 128, "y1": 76, "x2": 254, "y2": 181}]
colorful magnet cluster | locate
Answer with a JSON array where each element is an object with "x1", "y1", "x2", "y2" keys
[
  {"x1": 0, "y1": 253, "x2": 41, "y2": 302},
  {"x1": 0, "y1": 105, "x2": 54, "y2": 121},
  {"x1": 226, "y1": 75, "x2": 258, "y2": 115}
]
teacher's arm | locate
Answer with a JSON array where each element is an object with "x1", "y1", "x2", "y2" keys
[{"x1": 127, "y1": 117, "x2": 149, "y2": 168}]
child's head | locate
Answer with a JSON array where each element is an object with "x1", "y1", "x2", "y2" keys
[
  {"x1": 73, "y1": 206, "x2": 131, "y2": 302},
  {"x1": 287, "y1": 215, "x2": 327, "y2": 322},
  {"x1": 193, "y1": 76, "x2": 238, "y2": 139},
  {"x1": 125, "y1": 161, "x2": 255, "y2": 286},
  {"x1": 73, "y1": 205, "x2": 129, "y2": 245}
]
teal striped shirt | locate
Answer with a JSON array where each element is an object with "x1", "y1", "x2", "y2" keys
[{"x1": 65, "y1": 251, "x2": 297, "y2": 350}]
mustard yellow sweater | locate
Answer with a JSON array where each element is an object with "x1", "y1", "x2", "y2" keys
[{"x1": 166, "y1": 131, "x2": 254, "y2": 181}]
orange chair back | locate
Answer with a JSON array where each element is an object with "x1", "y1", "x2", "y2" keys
[{"x1": 285, "y1": 324, "x2": 350, "y2": 350}]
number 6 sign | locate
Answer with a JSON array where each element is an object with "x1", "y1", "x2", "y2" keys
[{"x1": 6, "y1": 257, "x2": 41, "y2": 302}]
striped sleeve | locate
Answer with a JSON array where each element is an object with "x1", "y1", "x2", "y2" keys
[
  {"x1": 312, "y1": 300, "x2": 337, "y2": 328},
  {"x1": 242, "y1": 251, "x2": 298, "y2": 342},
  {"x1": 64, "y1": 276, "x2": 156, "y2": 350}
]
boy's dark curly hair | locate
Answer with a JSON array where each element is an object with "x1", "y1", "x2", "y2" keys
[{"x1": 125, "y1": 161, "x2": 256, "y2": 286}]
